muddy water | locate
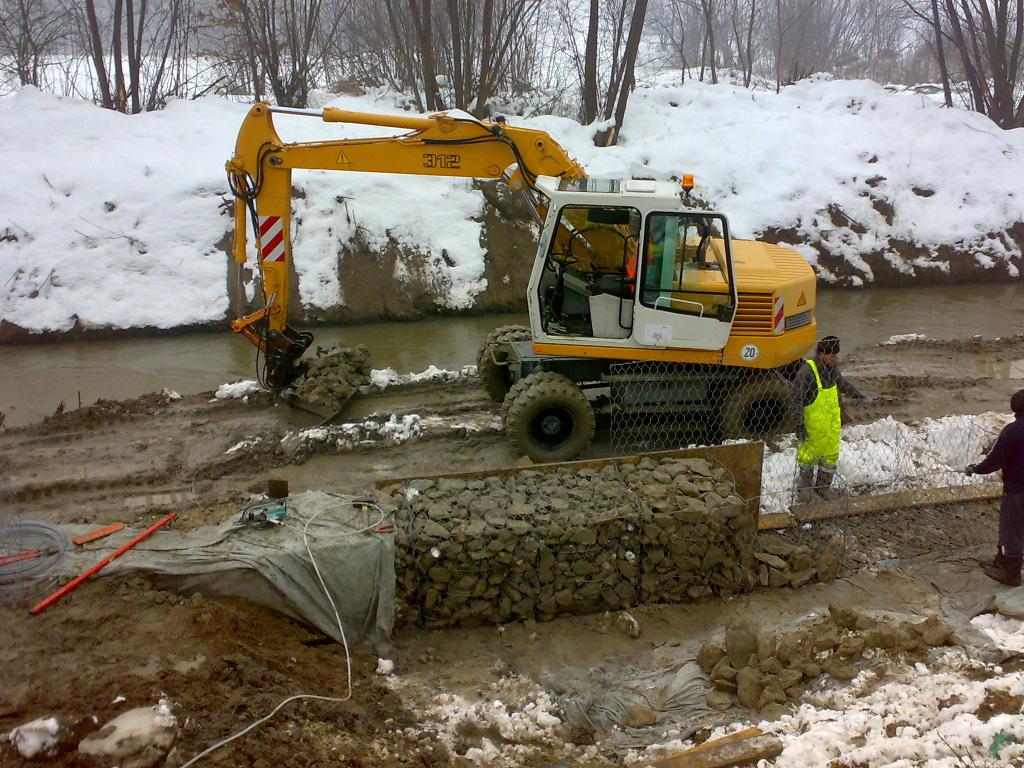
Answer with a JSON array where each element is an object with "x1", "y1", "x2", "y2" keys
[{"x1": 2, "y1": 283, "x2": 1022, "y2": 428}]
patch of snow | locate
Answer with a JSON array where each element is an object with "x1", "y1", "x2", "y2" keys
[
  {"x1": 375, "y1": 658, "x2": 395, "y2": 675},
  {"x1": 215, "y1": 379, "x2": 261, "y2": 399},
  {"x1": 369, "y1": 364, "x2": 477, "y2": 389},
  {"x1": 161, "y1": 388, "x2": 181, "y2": 400},
  {"x1": 882, "y1": 333, "x2": 928, "y2": 345},
  {"x1": 225, "y1": 436, "x2": 261, "y2": 455},
  {"x1": 8, "y1": 716, "x2": 60, "y2": 759}
]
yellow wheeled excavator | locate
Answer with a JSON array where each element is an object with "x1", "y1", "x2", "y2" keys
[{"x1": 226, "y1": 103, "x2": 817, "y2": 462}]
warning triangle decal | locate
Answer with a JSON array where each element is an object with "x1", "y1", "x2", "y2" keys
[
  {"x1": 797, "y1": 291, "x2": 807, "y2": 307},
  {"x1": 337, "y1": 151, "x2": 351, "y2": 165}
]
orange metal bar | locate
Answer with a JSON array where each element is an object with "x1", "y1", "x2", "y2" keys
[{"x1": 30, "y1": 513, "x2": 176, "y2": 615}]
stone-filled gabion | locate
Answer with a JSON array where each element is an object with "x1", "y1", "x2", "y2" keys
[
  {"x1": 624, "y1": 457, "x2": 754, "y2": 604},
  {"x1": 293, "y1": 345, "x2": 371, "y2": 412},
  {"x1": 385, "y1": 454, "x2": 756, "y2": 629}
]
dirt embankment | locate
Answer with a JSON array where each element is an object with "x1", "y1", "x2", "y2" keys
[{"x1": 3, "y1": 180, "x2": 1021, "y2": 344}]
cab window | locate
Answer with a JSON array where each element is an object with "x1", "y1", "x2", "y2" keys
[{"x1": 639, "y1": 213, "x2": 734, "y2": 321}]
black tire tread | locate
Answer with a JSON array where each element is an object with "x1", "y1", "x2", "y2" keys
[
  {"x1": 477, "y1": 325, "x2": 532, "y2": 402},
  {"x1": 505, "y1": 372, "x2": 595, "y2": 463}
]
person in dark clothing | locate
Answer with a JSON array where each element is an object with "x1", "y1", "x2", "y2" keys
[
  {"x1": 966, "y1": 389, "x2": 1024, "y2": 587},
  {"x1": 791, "y1": 335, "x2": 867, "y2": 503}
]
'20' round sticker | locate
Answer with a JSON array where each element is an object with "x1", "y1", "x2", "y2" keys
[{"x1": 740, "y1": 344, "x2": 759, "y2": 361}]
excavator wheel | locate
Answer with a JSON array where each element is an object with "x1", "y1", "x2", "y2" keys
[
  {"x1": 719, "y1": 374, "x2": 792, "y2": 439},
  {"x1": 477, "y1": 324, "x2": 532, "y2": 402},
  {"x1": 504, "y1": 371, "x2": 595, "y2": 463}
]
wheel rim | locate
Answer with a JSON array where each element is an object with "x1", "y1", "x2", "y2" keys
[{"x1": 530, "y1": 406, "x2": 574, "y2": 449}]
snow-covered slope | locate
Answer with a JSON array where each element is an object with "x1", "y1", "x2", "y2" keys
[{"x1": 2, "y1": 76, "x2": 1022, "y2": 335}]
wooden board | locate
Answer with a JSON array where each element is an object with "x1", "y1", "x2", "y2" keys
[
  {"x1": 650, "y1": 729, "x2": 783, "y2": 768},
  {"x1": 758, "y1": 481, "x2": 1002, "y2": 530},
  {"x1": 73, "y1": 523, "x2": 125, "y2": 546}
]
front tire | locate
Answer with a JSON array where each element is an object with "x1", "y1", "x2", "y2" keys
[
  {"x1": 477, "y1": 325, "x2": 531, "y2": 402},
  {"x1": 504, "y1": 372, "x2": 595, "y2": 463}
]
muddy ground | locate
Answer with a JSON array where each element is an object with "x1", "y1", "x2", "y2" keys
[{"x1": 0, "y1": 335, "x2": 1021, "y2": 766}]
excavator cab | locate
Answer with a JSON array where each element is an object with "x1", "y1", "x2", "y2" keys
[{"x1": 531, "y1": 177, "x2": 737, "y2": 351}]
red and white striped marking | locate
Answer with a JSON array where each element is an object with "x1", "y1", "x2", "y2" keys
[
  {"x1": 773, "y1": 296, "x2": 785, "y2": 335},
  {"x1": 257, "y1": 215, "x2": 286, "y2": 263}
]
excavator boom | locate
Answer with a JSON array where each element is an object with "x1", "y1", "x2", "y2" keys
[{"x1": 225, "y1": 103, "x2": 586, "y2": 389}]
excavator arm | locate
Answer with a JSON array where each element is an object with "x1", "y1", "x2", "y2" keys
[{"x1": 225, "y1": 103, "x2": 586, "y2": 389}]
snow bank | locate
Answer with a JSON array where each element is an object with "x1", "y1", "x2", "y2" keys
[
  {"x1": 761, "y1": 411, "x2": 1009, "y2": 513},
  {"x1": 368, "y1": 364, "x2": 476, "y2": 389},
  {"x1": 3, "y1": 75, "x2": 1023, "y2": 333}
]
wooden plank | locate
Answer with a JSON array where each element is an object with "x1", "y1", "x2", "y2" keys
[
  {"x1": 652, "y1": 727, "x2": 762, "y2": 764},
  {"x1": 650, "y1": 732, "x2": 783, "y2": 768},
  {"x1": 73, "y1": 523, "x2": 125, "y2": 546},
  {"x1": 758, "y1": 482, "x2": 1002, "y2": 530}
]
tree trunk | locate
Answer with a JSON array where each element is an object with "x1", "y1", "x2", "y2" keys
[
  {"x1": 84, "y1": 0, "x2": 114, "y2": 109},
  {"x1": 599, "y1": 0, "x2": 648, "y2": 146},
  {"x1": 475, "y1": 0, "x2": 494, "y2": 116},
  {"x1": 583, "y1": 0, "x2": 599, "y2": 123}
]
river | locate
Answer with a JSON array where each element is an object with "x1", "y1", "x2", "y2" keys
[{"x1": 2, "y1": 283, "x2": 1022, "y2": 428}]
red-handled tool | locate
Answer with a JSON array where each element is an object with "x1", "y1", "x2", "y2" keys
[{"x1": 29, "y1": 513, "x2": 176, "y2": 615}]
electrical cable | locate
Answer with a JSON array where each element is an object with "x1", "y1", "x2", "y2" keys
[{"x1": 177, "y1": 494, "x2": 387, "y2": 768}]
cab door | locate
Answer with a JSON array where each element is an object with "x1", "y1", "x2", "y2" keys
[{"x1": 631, "y1": 212, "x2": 736, "y2": 350}]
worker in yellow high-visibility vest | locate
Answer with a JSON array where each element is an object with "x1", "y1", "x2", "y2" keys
[{"x1": 791, "y1": 336, "x2": 867, "y2": 502}]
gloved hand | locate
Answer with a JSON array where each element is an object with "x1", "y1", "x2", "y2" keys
[{"x1": 965, "y1": 464, "x2": 977, "y2": 476}]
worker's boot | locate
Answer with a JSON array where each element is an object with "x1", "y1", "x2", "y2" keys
[
  {"x1": 795, "y1": 465, "x2": 816, "y2": 504},
  {"x1": 816, "y1": 465, "x2": 841, "y2": 501},
  {"x1": 982, "y1": 556, "x2": 1023, "y2": 587}
]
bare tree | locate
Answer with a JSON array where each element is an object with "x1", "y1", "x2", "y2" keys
[{"x1": 0, "y1": 0, "x2": 69, "y2": 89}]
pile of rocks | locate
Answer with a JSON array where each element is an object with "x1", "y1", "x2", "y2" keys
[
  {"x1": 387, "y1": 456, "x2": 758, "y2": 629},
  {"x1": 698, "y1": 604, "x2": 957, "y2": 718},
  {"x1": 752, "y1": 533, "x2": 840, "y2": 589},
  {"x1": 293, "y1": 345, "x2": 371, "y2": 411},
  {"x1": 626, "y1": 457, "x2": 752, "y2": 603}
]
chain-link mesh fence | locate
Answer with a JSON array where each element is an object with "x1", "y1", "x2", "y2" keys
[{"x1": 607, "y1": 360, "x2": 1006, "y2": 518}]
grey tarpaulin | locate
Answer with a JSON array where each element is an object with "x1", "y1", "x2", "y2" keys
[{"x1": 60, "y1": 492, "x2": 395, "y2": 651}]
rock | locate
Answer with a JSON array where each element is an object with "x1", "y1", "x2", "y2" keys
[
  {"x1": 778, "y1": 668, "x2": 803, "y2": 690},
  {"x1": 789, "y1": 546, "x2": 815, "y2": 573},
  {"x1": 416, "y1": 519, "x2": 451, "y2": 540},
  {"x1": 757, "y1": 684, "x2": 788, "y2": 710},
  {"x1": 915, "y1": 615, "x2": 954, "y2": 647},
  {"x1": 8, "y1": 716, "x2": 64, "y2": 759},
  {"x1": 725, "y1": 617, "x2": 757, "y2": 666},
  {"x1": 837, "y1": 636, "x2": 866, "y2": 659},
  {"x1": 710, "y1": 657, "x2": 738, "y2": 682},
  {"x1": 619, "y1": 704, "x2": 657, "y2": 728},
  {"x1": 572, "y1": 528, "x2": 597, "y2": 546},
  {"x1": 756, "y1": 628, "x2": 778, "y2": 661},
  {"x1": 78, "y1": 700, "x2": 177, "y2": 768},
  {"x1": 736, "y1": 667, "x2": 763, "y2": 709},
  {"x1": 813, "y1": 625, "x2": 841, "y2": 652},
  {"x1": 768, "y1": 567, "x2": 789, "y2": 588},
  {"x1": 753, "y1": 551, "x2": 789, "y2": 570},
  {"x1": 706, "y1": 691, "x2": 734, "y2": 711},
  {"x1": 789, "y1": 567, "x2": 817, "y2": 588},
  {"x1": 758, "y1": 534, "x2": 796, "y2": 558},
  {"x1": 817, "y1": 550, "x2": 840, "y2": 582},
  {"x1": 698, "y1": 640, "x2": 727, "y2": 674},
  {"x1": 799, "y1": 662, "x2": 821, "y2": 679},
  {"x1": 828, "y1": 603, "x2": 863, "y2": 631},
  {"x1": 759, "y1": 656, "x2": 782, "y2": 674},
  {"x1": 823, "y1": 658, "x2": 858, "y2": 682},
  {"x1": 760, "y1": 702, "x2": 787, "y2": 721}
]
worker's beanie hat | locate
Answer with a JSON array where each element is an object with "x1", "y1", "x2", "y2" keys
[
  {"x1": 817, "y1": 335, "x2": 841, "y2": 355},
  {"x1": 1012, "y1": 389, "x2": 1024, "y2": 414}
]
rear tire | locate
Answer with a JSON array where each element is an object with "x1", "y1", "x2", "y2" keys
[
  {"x1": 505, "y1": 372, "x2": 595, "y2": 463},
  {"x1": 720, "y1": 375, "x2": 792, "y2": 439},
  {"x1": 477, "y1": 325, "x2": 531, "y2": 402}
]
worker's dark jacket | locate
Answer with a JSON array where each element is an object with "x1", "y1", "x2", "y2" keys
[
  {"x1": 975, "y1": 413, "x2": 1024, "y2": 494},
  {"x1": 789, "y1": 357, "x2": 863, "y2": 428}
]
